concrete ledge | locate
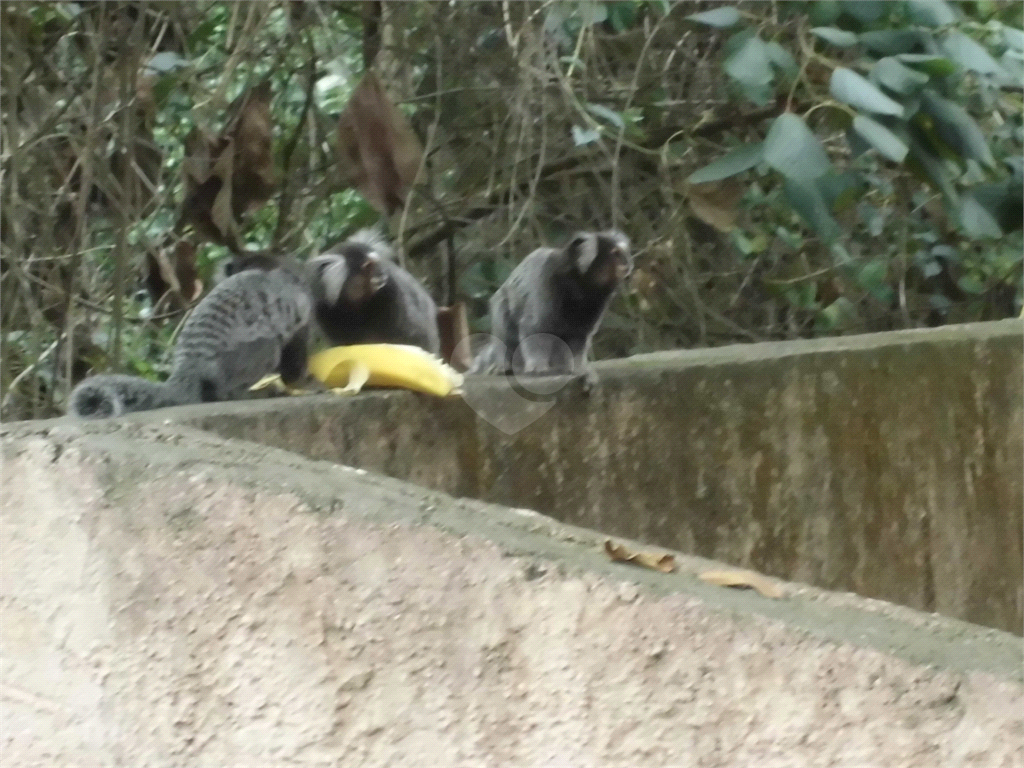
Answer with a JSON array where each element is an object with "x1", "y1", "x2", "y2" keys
[
  {"x1": 85, "y1": 319, "x2": 1023, "y2": 635},
  {"x1": 2, "y1": 421, "x2": 1021, "y2": 766}
]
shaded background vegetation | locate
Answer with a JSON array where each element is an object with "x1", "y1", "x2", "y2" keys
[{"x1": 2, "y1": 0, "x2": 1021, "y2": 421}]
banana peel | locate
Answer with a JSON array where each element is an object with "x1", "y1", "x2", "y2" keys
[{"x1": 250, "y1": 343, "x2": 464, "y2": 398}]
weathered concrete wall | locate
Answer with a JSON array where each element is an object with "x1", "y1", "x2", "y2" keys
[
  {"x1": 2, "y1": 422, "x2": 1021, "y2": 767},
  {"x1": 116, "y1": 320, "x2": 1023, "y2": 635}
]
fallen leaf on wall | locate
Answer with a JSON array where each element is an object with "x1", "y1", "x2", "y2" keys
[
  {"x1": 698, "y1": 569, "x2": 784, "y2": 599},
  {"x1": 604, "y1": 540, "x2": 676, "y2": 573}
]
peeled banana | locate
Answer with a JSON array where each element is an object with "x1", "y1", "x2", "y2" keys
[{"x1": 251, "y1": 343, "x2": 464, "y2": 398}]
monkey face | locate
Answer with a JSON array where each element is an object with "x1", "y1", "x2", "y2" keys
[
  {"x1": 572, "y1": 231, "x2": 632, "y2": 287},
  {"x1": 309, "y1": 246, "x2": 389, "y2": 306},
  {"x1": 343, "y1": 252, "x2": 388, "y2": 303}
]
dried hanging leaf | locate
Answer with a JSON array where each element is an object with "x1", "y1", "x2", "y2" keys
[
  {"x1": 145, "y1": 240, "x2": 201, "y2": 310},
  {"x1": 336, "y1": 70, "x2": 424, "y2": 216},
  {"x1": 686, "y1": 180, "x2": 745, "y2": 233},
  {"x1": 604, "y1": 540, "x2": 676, "y2": 574},
  {"x1": 698, "y1": 569, "x2": 784, "y2": 599},
  {"x1": 227, "y1": 81, "x2": 277, "y2": 218},
  {"x1": 177, "y1": 83, "x2": 277, "y2": 252},
  {"x1": 437, "y1": 302, "x2": 472, "y2": 371}
]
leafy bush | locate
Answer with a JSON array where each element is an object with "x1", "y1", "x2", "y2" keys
[{"x1": 687, "y1": 0, "x2": 1022, "y2": 330}]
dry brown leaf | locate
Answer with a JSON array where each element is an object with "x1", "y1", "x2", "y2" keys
[
  {"x1": 604, "y1": 540, "x2": 676, "y2": 574},
  {"x1": 145, "y1": 241, "x2": 200, "y2": 310},
  {"x1": 177, "y1": 83, "x2": 277, "y2": 251},
  {"x1": 686, "y1": 180, "x2": 745, "y2": 233},
  {"x1": 437, "y1": 302, "x2": 472, "y2": 371},
  {"x1": 698, "y1": 569, "x2": 784, "y2": 599},
  {"x1": 228, "y1": 81, "x2": 277, "y2": 218},
  {"x1": 336, "y1": 70, "x2": 424, "y2": 216}
]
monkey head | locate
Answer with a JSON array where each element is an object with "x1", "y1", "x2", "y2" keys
[
  {"x1": 307, "y1": 244, "x2": 389, "y2": 307},
  {"x1": 306, "y1": 227, "x2": 395, "y2": 306},
  {"x1": 567, "y1": 229, "x2": 632, "y2": 287}
]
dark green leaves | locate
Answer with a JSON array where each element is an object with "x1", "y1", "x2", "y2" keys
[
  {"x1": 852, "y1": 115, "x2": 909, "y2": 162},
  {"x1": 871, "y1": 57, "x2": 930, "y2": 94},
  {"x1": 146, "y1": 52, "x2": 188, "y2": 74},
  {"x1": 905, "y1": 0, "x2": 958, "y2": 28},
  {"x1": 859, "y1": 29, "x2": 932, "y2": 56},
  {"x1": 896, "y1": 54, "x2": 958, "y2": 77},
  {"x1": 811, "y1": 27, "x2": 859, "y2": 47},
  {"x1": 919, "y1": 89, "x2": 996, "y2": 168},
  {"x1": 722, "y1": 32, "x2": 779, "y2": 105},
  {"x1": 724, "y1": 35, "x2": 773, "y2": 87},
  {"x1": 763, "y1": 113, "x2": 832, "y2": 182},
  {"x1": 830, "y1": 68, "x2": 904, "y2": 116},
  {"x1": 784, "y1": 178, "x2": 841, "y2": 244},
  {"x1": 940, "y1": 30, "x2": 1007, "y2": 77},
  {"x1": 958, "y1": 193, "x2": 1003, "y2": 239},
  {"x1": 687, "y1": 143, "x2": 764, "y2": 184},
  {"x1": 685, "y1": 7, "x2": 741, "y2": 28}
]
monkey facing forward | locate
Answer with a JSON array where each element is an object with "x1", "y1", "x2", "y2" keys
[
  {"x1": 470, "y1": 229, "x2": 632, "y2": 378},
  {"x1": 304, "y1": 228, "x2": 440, "y2": 354},
  {"x1": 69, "y1": 263, "x2": 313, "y2": 418}
]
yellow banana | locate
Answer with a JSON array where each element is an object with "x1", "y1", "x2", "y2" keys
[{"x1": 251, "y1": 344, "x2": 464, "y2": 398}]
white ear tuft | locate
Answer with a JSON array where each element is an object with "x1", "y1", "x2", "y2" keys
[
  {"x1": 572, "y1": 232, "x2": 599, "y2": 272},
  {"x1": 347, "y1": 226, "x2": 396, "y2": 261},
  {"x1": 308, "y1": 254, "x2": 349, "y2": 304}
]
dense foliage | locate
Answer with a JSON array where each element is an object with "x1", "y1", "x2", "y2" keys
[{"x1": 2, "y1": 0, "x2": 1021, "y2": 420}]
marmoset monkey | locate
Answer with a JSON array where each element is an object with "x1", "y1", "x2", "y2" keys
[
  {"x1": 69, "y1": 264, "x2": 313, "y2": 418},
  {"x1": 305, "y1": 228, "x2": 440, "y2": 354},
  {"x1": 470, "y1": 229, "x2": 632, "y2": 377}
]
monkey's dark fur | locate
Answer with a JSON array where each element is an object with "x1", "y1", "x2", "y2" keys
[
  {"x1": 305, "y1": 228, "x2": 440, "y2": 354},
  {"x1": 69, "y1": 264, "x2": 313, "y2": 419},
  {"x1": 470, "y1": 230, "x2": 632, "y2": 377}
]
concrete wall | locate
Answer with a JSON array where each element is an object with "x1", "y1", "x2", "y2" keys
[
  {"x1": 128, "y1": 320, "x2": 1023, "y2": 635},
  {"x1": 2, "y1": 422, "x2": 1021, "y2": 767}
]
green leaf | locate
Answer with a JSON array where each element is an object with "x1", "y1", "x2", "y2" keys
[
  {"x1": 852, "y1": 115, "x2": 909, "y2": 162},
  {"x1": 958, "y1": 193, "x2": 1003, "y2": 239},
  {"x1": 572, "y1": 126, "x2": 601, "y2": 146},
  {"x1": 845, "y1": 126, "x2": 872, "y2": 157},
  {"x1": 906, "y1": 133, "x2": 959, "y2": 201},
  {"x1": 724, "y1": 34, "x2": 773, "y2": 87},
  {"x1": 816, "y1": 297, "x2": 857, "y2": 332},
  {"x1": 585, "y1": 103, "x2": 625, "y2": 129},
  {"x1": 816, "y1": 170, "x2": 866, "y2": 213},
  {"x1": 651, "y1": 0, "x2": 672, "y2": 17},
  {"x1": 906, "y1": 0, "x2": 959, "y2": 27},
  {"x1": 940, "y1": 30, "x2": 1008, "y2": 77},
  {"x1": 784, "y1": 178, "x2": 842, "y2": 244},
  {"x1": 830, "y1": 68, "x2": 904, "y2": 116},
  {"x1": 857, "y1": 259, "x2": 888, "y2": 289},
  {"x1": 765, "y1": 41, "x2": 798, "y2": 80},
  {"x1": 687, "y1": 143, "x2": 764, "y2": 183},
  {"x1": 871, "y1": 57, "x2": 930, "y2": 94},
  {"x1": 685, "y1": 6, "x2": 741, "y2": 28},
  {"x1": 809, "y1": 1, "x2": 841, "y2": 26},
  {"x1": 607, "y1": 2, "x2": 638, "y2": 32},
  {"x1": 146, "y1": 51, "x2": 187, "y2": 73},
  {"x1": 840, "y1": 0, "x2": 887, "y2": 23},
  {"x1": 811, "y1": 27, "x2": 859, "y2": 47},
  {"x1": 1004, "y1": 26, "x2": 1024, "y2": 53},
  {"x1": 957, "y1": 274, "x2": 986, "y2": 294},
  {"x1": 919, "y1": 89, "x2": 997, "y2": 168},
  {"x1": 860, "y1": 29, "x2": 933, "y2": 56},
  {"x1": 578, "y1": 1, "x2": 609, "y2": 25},
  {"x1": 763, "y1": 113, "x2": 832, "y2": 181},
  {"x1": 896, "y1": 54, "x2": 958, "y2": 76}
]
